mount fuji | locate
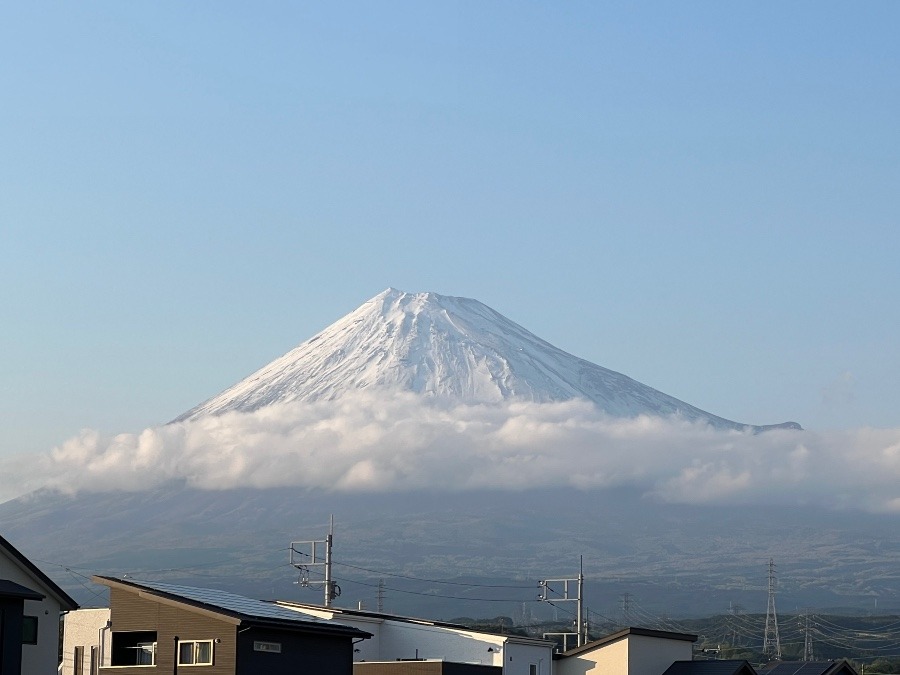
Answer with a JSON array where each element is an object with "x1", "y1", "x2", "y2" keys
[
  {"x1": 2, "y1": 288, "x2": 835, "y2": 617},
  {"x1": 175, "y1": 288, "x2": 799, "y2": 432}
]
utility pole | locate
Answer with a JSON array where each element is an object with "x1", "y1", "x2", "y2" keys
[
  {"x1": 578, "y1": 556, "x2": 584, "y2": 645},
  {"x1": 763, "y1": 558, "x2": 781, "y2": 660},
  {"x1": 539, "y1": 556, "x2": 586, "y2": 648},
  {"x1": 290, "y1": 515, "x2": 341, "y2": 607},
  {"x1": 323, "y1": 517, "x2": 334, "y2": 606}
]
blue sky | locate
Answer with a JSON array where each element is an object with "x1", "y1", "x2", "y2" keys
[{"x1": 2, "y1": 2, "x2": 898, "y2": 463}]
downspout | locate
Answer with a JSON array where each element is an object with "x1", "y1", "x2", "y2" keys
[
  {"x1": 98, "y1": 619, "x2": 111, "y2": 671},
  {"x1": 351, "y1": 637, "x2": 367, "y2": 661}
]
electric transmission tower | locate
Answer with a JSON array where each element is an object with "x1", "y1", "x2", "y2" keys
[
  {"x1": 803, "y1": 613, "x2": 814, "y2": 661},
  {"x1": 376, "y1": 579, "x2": 385, "y2": 613},
  {"x1": 620, "y1": 593, "x2": 632, "y2": 626},
  {"x1": 763, "y1": 558, "x2": 781, "y2": 660}
]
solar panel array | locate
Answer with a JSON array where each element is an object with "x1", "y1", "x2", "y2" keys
[{"x1": 123, "y1": 579, "x2": 332, "y2": 625}]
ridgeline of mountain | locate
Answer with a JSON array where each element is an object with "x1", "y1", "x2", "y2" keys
[{"x1": 174, "y1": 288, "x2": 799, "y2": 432}]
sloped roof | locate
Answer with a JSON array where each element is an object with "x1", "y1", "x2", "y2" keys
[
  {"x1": 0, "y1": 578, "x2": 45, "y2": 601},
  {"x1": 278, "y1": 599, "x2": 473, "y2": 629},
  {"x1": 277, "y1": 599, "x2": 552, "y2": 647},
  {"x1": 762, "y1": 661, "x2": 859, "y2": 675},
  {"x1": 0, "y1": 532, "x2": 78, "y2": 610},
  {"x1": 94, "y1": 576, "x2": 370, "y2": 638},
  {"x1": 663, "y1": 660, "x2": 758, "y2": 675},
  {"x1": 557, "y1": 627, "x2": 698, "y2": 658}
]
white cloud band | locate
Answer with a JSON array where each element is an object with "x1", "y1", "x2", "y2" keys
[{"x1": 3, "y1": 392, "x2": 900, "y2": 513}]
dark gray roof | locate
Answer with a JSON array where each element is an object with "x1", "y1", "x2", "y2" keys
[
  {"x1": 0, "y1": 579, "x2": 45, "y2": 601},
  {"x1": 663, "y1": 660, "x2": 758, "y2": 675},
  {"x1": 278, "y1": 600, "x2": 479, "y2": 630},
  {"x1": 0, "y1": 533, "x2": 78, "y2": 610},
  {"x1": 277, "y1": 600, "x2": 551, "y2": 646},
  {"x1": 762, "y1": 662, "x2": 858, "y2": 675},
  {"x1": 557, "y1": 627, "x2": 698, "y2": 658},
  {"x1": 94, "y1": 576, "x2": 369, "y2": 638}
]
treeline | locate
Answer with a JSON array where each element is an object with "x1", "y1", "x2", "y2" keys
[{"x1": 453, "y1": 612, "x2": 900, "y2": 669}]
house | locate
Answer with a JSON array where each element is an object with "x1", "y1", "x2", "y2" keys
[
  {"x1": 92, "y1": 576, "x2": 371, "y2": 675},
  {"x1": 554, "y1": 627, "x2": 697, "y2": 675},
  {"x1": 0, "y1": 532, "x2": 79, "y2": 675},
  {"x1": 760, "y1": 661, "x2": 859, "y2": 675},
  {"x1": 275, "y1": 600, "x2": 555, "y2": 674}
]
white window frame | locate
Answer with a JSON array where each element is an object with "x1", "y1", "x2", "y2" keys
[
  {"x1": 177, "y1": 640, "x2": 214, "y2": 666},
  {"x1": 135, "y1": 641, "x2": 157, "y2": 666}
]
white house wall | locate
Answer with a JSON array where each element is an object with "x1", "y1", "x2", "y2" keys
[
  {"x1": 275, "y1": 603, "x2": 556, "y2": 670},
  {"x1": 0, "y1": 553, "x2": 69, "y2": 675},
  {"x1": 378, "y1": 621, "x2": 504, "y2": 666},
  {"x1": 504, "y1": 640, "x2": 552, "y2": 675}
]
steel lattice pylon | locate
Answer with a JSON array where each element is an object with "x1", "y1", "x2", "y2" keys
[{"x1": 763, "y1": 558, "x2": 781, "y2": 659}]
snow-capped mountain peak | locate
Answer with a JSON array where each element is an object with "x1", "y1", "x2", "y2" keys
[{"x1": 173, "y1": 288, "x2": 800, "y2": 432}]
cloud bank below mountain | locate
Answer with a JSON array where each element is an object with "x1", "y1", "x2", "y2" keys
[{"x1": 3, "y1": 392, "x2": 899, "y2": 512}]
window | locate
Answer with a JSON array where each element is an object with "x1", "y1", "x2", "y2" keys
[
  {"x1": 111, "y1": 631, "x2": 157, "y2": 666},
  {"x1": 178, "y1": 640, "x2": 214, "y2": 666},
  {"x1": 75, "y1": 646, "x2": 84, "y2": 675},
  {"x1": 22, "y1": 615, "x2": 38, "y2": 645},
  {"x1": 136, "y1": 642, "x2": 156, "y2": 665},
  {"x1": 530, "y1": 665, "x2": 538, "y2": 675}
]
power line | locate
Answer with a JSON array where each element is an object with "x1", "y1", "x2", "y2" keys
[
  {"x1": 331, "y1": 558, "x2": 534, "y2": 589},
  {"x1": 333, "y1": 575, "x2": 534, "y2": 604}
]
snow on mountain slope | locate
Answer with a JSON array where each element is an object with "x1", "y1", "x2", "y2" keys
[{"x1": 173, "y1": 288, "x2": 800, "y2": 432}]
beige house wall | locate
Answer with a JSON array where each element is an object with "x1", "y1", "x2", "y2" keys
[
  {"x1": 627, "y1": 635, "x2": 693, "y2": 675},
  {"x1": 555, "y1": 633, "x2": 694, "y2": 675},
  {"x1": 556, "y1": 635, "x2": 629, "y2": 675}
]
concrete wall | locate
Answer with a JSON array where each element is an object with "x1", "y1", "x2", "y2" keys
[{"x1": 61, "y1": 608, "x2": 110, "y2": 675}]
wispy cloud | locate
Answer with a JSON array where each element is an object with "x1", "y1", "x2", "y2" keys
[{"x1": 3, "y1": 392, "x2": 899, "y2": 513}]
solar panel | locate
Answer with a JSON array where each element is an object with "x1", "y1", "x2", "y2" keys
[{"x1": 126, "y1": 579, "x2": 331, "y2": 625}]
